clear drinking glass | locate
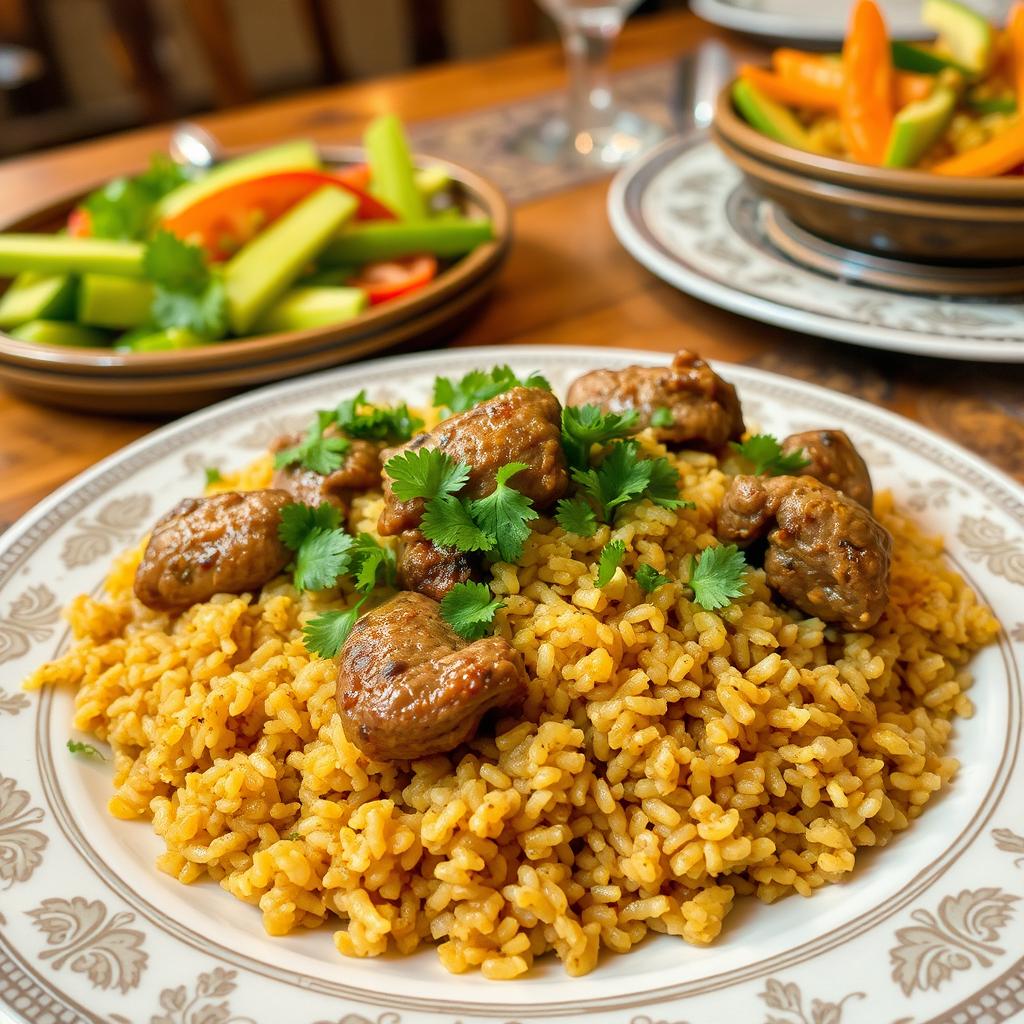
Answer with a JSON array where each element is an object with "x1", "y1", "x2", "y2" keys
[{"x1": 518, "y1": 0, "x2": 664, "y2": 167}]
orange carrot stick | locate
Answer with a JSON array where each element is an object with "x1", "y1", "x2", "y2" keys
[
  {"x1": 1010, "y1": 2, "x2": 1024, "y2": 102},
  {"x1": 932, "y1": 119, "x2": 1024, "y2": 175},
  {"x1": 739, "y1": 64, "x2": 839, "y2": 110},
  {"x1": 842, "y1": 0, "x2": 895, "y2": 164}
]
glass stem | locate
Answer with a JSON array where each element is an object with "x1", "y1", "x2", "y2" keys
[{"x1": 561, "y1": 17, "x2": 623, "y2": 142}]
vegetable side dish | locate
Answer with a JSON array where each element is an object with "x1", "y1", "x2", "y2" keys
[
  {"x1": 733, "y1": 0, "x2": 1024, "y2": 174},
  {"x1": 30, "y1": 353, "x2": 999, "y2": 978},
  {"x1": 0, "y1": 115, "x2": 493, "y2": 351}
]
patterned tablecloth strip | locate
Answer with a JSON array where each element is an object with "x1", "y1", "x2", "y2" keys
[{"x1": 408, "y1": 62, "x2": 680, "y2": 204}]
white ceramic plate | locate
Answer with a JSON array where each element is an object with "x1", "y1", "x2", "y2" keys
[
  {"x1": 690, "y1": 0, "x2": 1011, "y2": 43},
  {"x1": 608, "y1": 136, "x2": 1024, "y2": 363},
  {"x1": 1, "y1": 345, "x2": 1023, "y2": 1024}
]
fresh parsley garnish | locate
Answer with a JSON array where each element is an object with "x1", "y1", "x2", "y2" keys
[
  {"x1": 439, "y1": 581, "x2": 505, "y2": 640},
  {"x1": 636, "y1": 563, "x2": 671, "y2": 593},
  {"x1": 285, "y1": 831, "x2": 301, "y2": 841},
  {"x1": 421, "y1": 494, "x2": 495, "y2": 552},
  {"x1": 67, "y1": 738, "x2": 105, "y2": 760},
  {"x1": 278, "y1": 501, "x2": 353, "y2": 591},
  {"x1": 274, "y1": 412, "x2": 351, "y2": 476},
  {"x1": 432, "y1": 366, "x2": 551, "y2": 414},
  {"x1": 595, "y1": 540, "x2": 626, "y2": 588},
  {"x1": 561, "y1": 405, "x2": 639, "y2": 471},
  {"x1": 303, "y1": 597, "x2": 367, "y2": 659},
  {"x1": 350, "y1": 534, "x2": 397, "y2": 592},
  {"x1": 645, "y1": 457, "x2": 690, "y2": 510},
  {"x1": 651, "y1": 407, "x2": 674, "y2": 429},
  {"x1": 384, "y1": 448, "x2": 469, "y2": 502},
  {"x1": 204, "y1": 466, "x2": 223, "y2": 486},
  {"x1": 468, "y1": 462, "x2": 538, "y2": 562},
  {"x1": 143, "y1": 229, "x2": 227, "y2": 340},
  {"x1": 335, "y1": 390, "x2": 423, "y2": 443},
  {"x1": 555, "y1": 496, "x2": 598, "y2": 537},
  {"x1": 689, "y1": 544, "x2": 748, "y2": 611},
  {"x1": 730, "y1": 434, "x2": 810, "y2": 477}
]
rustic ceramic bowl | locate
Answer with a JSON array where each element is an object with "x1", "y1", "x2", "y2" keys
[
  {"x1": 712, "y1": 83, "x2": 1024, "y2": 263},
  {"x1": 0, "y1": 145, "x2": 510, "y2": 412}
]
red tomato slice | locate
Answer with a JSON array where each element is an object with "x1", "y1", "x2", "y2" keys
[
  {"x1": 67, "y1": 207, "x2": 92, "y2": 238},
  {"x1": 348, "y1": 255, "x2": 438, "y2": 305},
  {"x1": 161, "y1": 170, "x2": 395, "y2": 261},
  {"x1": 336, "y1": 163, "x2": 372, "y2": 190}
]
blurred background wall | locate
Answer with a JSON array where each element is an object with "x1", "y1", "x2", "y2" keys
[{"x1": 0, "y1": 0, "x2": 687, "y2": 157}]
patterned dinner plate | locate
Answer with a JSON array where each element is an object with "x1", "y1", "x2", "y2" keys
[
  {"x1": 1, "y1": 345, "x2": 1023, "y2": 1024},
  {"x1": 608, "y1": 136, "x2": 1024, "y2": 363},
  {"x1": 690, "y1": 0, "x2": 1010, "y2": 43}
]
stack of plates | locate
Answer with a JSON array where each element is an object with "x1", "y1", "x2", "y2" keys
[{"x1": 0, "y1": 147, "x2": 510, "y2": 415}]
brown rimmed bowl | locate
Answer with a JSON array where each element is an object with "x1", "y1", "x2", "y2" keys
[
  {"x1": 0, "y1": 145, "x2": 510, "y2": 413},
  {"x1": 712, "y1": 82, "x2": 1024, "y2": 263}
]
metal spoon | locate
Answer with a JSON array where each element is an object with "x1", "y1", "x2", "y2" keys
[{"x1": 168, "y1": 122, "x2": 224, "y2": 171}]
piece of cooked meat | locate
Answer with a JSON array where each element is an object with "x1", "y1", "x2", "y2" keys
[
  {"x1": 337, "y1": 591, "x2": 528, "y2": 760},
  {"x1": 565, "y1": 349, "x2": 744, "y2": 448},
  {"x1": 378, "y1": 386, "x2": 568, "y2": 536},
  {"x1": 134, "y1": 490, "x2": 292, "y2": 612},
  {"x1": 718, "y1": 475, "x2": 892, "y2": 630},
  {"x1": 271, "y1": 433, "x2": 383, "y2": 510},
  {"x1": 781, "y1": 430, "x2": 873, "y2": 508},
  {"x1": 396, "y1": 529, "x2": 474, "y2": 601}
]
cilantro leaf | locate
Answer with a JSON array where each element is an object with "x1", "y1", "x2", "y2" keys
[
  {"x1": 651, "y1": 407, "x2": 674, "y2": 429},
  {"x1": 439, "y1": 581, "x2": 505, "y2": 640},
  {"x1": 67, "y1": 738, "x2": 105, "y2": 760},
  {"x1": 335, "y1": 389, "x2": 423, "y2": 443},
  {"x1": 285, "y1": 831, "x2": 301, "y2": 841},
  {"x1": 689, "y1": 544, "x2": 748, "y2": 611},
  {"x1": 350, "y1": 533, "x2": 397, "y2": 592},
  {"x1": 421, "y1": 494, "x2": 494, "y2": 552},
  {"x1": 204, "y1": 466, "x2": 222, "y2": 486},
  {"x1": 151, "y1": 277, "x2": 228, "y2": 338},
  {"x1": 468, "y1": 462, "x2": 538, "y2": 562},
  {"x1": 144, "y1": 229, "x2": 210, "y2": 291},
  {"x1": 294, "y1": 528, "x2": 353, "y2": 591},
  {"x1": 561, "y1": 405, "x2": 640, "y2": 471},
  {"x1": 135, "y1": 153, "x2": 193, "y2": 198},
  {"x1": 275, "y1": 415, "x2": 351, "y2": 476},
  {"x1": 636, "y1": 563, "x2": 671, "y2": 593},
  {"x1": 595, "y1": 539, "x2": 626, "y2": 588},
  {"x1": 278, "y1": 501, "x2": 342, "y2": 551},
  {"x1": 555, "y1": 496, "x2": 598, "y2": 537},
  {"x1": 730, "y1": 434, "x2": 810, "y2": 477},
  {"x1": 384, "y1": 448, "x2": 470, "y2": 502},
  {"x1": 645, "y1": 457, "x2": 695, "y2": 511},
  {"x1": 432, "y1": 365, "x2": 551, "y2": 414},
  {"x1": 82, "y1": 178, "x2": 154, "y2": 241},
  {"x1": 572, "y1": 440, "x2": 653, "y2": 521},
  {"x1": 303, "y1": 598, "x2": 367, "y2": 659}
]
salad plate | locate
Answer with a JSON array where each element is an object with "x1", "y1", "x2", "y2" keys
[
  {"x1": 608, "y1": 135, "x2": 1024, "y2": 363},
  {"x1": 0, "y1": 344, "x2": 1022, "y2": 1023}
]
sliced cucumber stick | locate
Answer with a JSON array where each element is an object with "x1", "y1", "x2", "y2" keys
[
  {"x1": 0, "y1": 235, "x2": 145, "y2": 278},
  {"x1": 365, "y1": 114, "x2": 426, "y2": 221},
  {"x1": 321, "y1": 218, "x2": 493, "y2": 265},
  {"x1": 116, "y1": 327, "x2": 206, "y2": 352},
  {"x1": 0, "y1": 273, "x2": 77, "y2": 329},
  {"x1": 78, "y1": 274, "x2": 155, "y2": 329},
  {"x1": 253, "y1": 286, "x2": 368, "y2": 333},
  {"x1": 921, "y1": 0, "x2": 994, "y2": 75},
  {"x1": 223, "y1": 185, "x2": 358, "y2": 334},
  {"x1": 10, "y1": 319, "x2": 109, "y2": 348}
]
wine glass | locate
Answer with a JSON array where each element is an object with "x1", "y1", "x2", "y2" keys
[{"x1": 516, "y1": 0, "x2": 665, "y2": 167}]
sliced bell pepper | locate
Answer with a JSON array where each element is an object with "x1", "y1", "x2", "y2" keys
[
  {"x1": 1010, "y1": 3, "x2": 1024, "y2": 103},
  {"x1": 161, "y1": 171, "x2": 395, "y2": 261},
  {"x1": 347, "y1": 254, "x2": 437, "y2": 305},
  {"x1": 931, "y1": 117, "x2": 1024, "y2": 174},
  {"x1": 842, "y1": 0, "x2": 895, "y2": 164}
]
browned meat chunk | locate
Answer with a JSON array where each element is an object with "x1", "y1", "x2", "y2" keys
[
  {"x1": 782, "y1": 430, "x2": 873, "y2": 508},
  {"x1": 396, "y1": 529, "x2": 473, "y2": 601},
  {"x1": 379, "y1": 386, "x2": 568, "y2": 536},
  {"x1": 271, "y1": 433, "x2": 383, "y2": 510},
  {"x1": 134, "y1": 490, "x2": 291, "y2": 611},
  {"x1": 565, "y1": 350, "x2": 744, "y2": 448},
  {"x1": 718, "y1": 475, "x2": 891, "y2": 630},
  {"x1": 337, "y1": 591, "x2": 528, "y2": 760}
]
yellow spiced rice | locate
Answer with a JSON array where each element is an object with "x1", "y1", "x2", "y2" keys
[{"x1": 25, "y1": 432, "x2": 999, "y2": 979}]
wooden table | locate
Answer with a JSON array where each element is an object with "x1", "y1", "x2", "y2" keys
[{"x1": 1, "y1": 11, "x2": 1022, "y2": 532}]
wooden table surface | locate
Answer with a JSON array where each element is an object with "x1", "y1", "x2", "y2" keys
[{"x1": 1, "y1": 11, "x2": 1022, "y2": 532}]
